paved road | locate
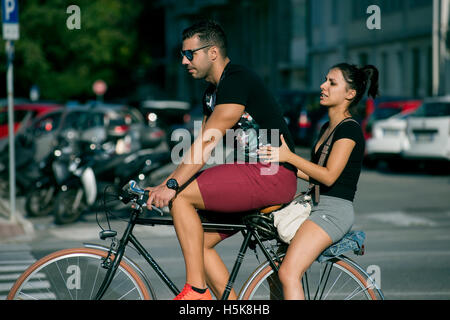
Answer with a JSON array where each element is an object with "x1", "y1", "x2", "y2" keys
[{"x1": 1, "y1": 149, "x2": 449, "y2": 300}]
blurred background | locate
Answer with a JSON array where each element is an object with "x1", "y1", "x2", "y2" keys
[
  {"x1": 0, "y1": 1, "x2": 449, "y2": 301},
  {"x1": 0, "y1": 0, "x2": 449, "y2": 224}
]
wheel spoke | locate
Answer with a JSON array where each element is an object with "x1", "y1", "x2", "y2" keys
[
  {"x1": 8, "y1": 249, "x2": 149, "y2": 300},
  {"x1": 241, "y1": 255, "x2": 382, "y2": 300}
]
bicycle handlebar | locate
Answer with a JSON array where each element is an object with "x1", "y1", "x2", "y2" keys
[{"x1": 120, "y1": 180, "x2": 164, "y2": 216}]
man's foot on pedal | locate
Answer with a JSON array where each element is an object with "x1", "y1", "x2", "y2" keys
[{"x1": 173, "y1": 284, "x2": 212, "y2": 300}]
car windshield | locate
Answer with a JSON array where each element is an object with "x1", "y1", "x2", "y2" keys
[
  {"x1": 411, "y1": 102, "x2": 450, "y2": 117},
  {"x1": 370, "y1": 108, "x2": 401, "y2": 121}
]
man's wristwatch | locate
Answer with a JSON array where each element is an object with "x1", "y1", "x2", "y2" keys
[{"x1": 166, "y1": 178, "x2": 179, "y2": 191}]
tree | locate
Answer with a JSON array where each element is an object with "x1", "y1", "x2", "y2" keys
[{"x1": 1, "y1": 0, "x2": 153, "y2": 102}]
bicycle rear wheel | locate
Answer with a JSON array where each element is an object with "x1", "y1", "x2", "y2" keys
[
  {"x1": 240, "y1": 255, "x2": 382, "y2": 300},
  {"x1": 7, "y1": 248, "x2": 151, "y2": 300}
]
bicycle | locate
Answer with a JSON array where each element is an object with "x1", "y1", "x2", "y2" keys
[{"x1": 7, "y1": 180, "x2": 384, "y2": 300}]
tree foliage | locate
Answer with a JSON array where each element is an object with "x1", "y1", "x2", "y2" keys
[{"x1": 1, "y1": 0, "x2": 153, "y2": 102}]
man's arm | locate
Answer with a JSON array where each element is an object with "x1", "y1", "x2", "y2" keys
[
  {"x1": 147, "y1": 104, "x2": 244, "y2": 208},
  {"x1": 170, "y1": 104, "x2": 244, "y2": 187}
]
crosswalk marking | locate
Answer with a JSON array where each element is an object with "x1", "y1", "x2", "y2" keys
[{"x1": 0, "y1": 245, "x2": 38, "y2": 299}]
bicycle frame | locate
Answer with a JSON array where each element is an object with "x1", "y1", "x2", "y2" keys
[{"x1": 92, "y1": 207, "x2": 281, "y2": 300}]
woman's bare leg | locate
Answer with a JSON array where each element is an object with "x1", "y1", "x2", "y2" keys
[{"x1": 277, "y1": 220, "x2": 333, "y2": 300}]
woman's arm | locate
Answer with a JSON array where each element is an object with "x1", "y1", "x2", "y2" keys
[
  {"x1": 258, "y1": 135, "x2": 356, "y2": 187},
  {"x1": 296, "y1": 169, "x2": 309, "y2": 181}
]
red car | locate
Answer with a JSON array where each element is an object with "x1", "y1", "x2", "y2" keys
[
  {"x1": 362, "y1": 99, "x2": 423, "y2": 140},
  {"x1": 0, "y1": 103, "x2": 63, "y2": 139}
]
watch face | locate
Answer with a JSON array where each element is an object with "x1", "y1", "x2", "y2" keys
[{"x1": 167, "y1": 179, "x2": 178, "y2": 190}]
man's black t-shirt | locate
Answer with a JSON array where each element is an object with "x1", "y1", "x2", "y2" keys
[
  {"x1": 311, "y1": 119, "x2": 365, "y2": 201},
  {"x1": 202, "y1": 63, "x2": 295, "y2": 171}
]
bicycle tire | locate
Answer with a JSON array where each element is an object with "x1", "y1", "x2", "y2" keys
[
  {"x1": 239, "y1": 254, "x2": 381, "y2": 300},
  {"x1": 7, "y1": 248, "x2": 152, "y2": 300}
]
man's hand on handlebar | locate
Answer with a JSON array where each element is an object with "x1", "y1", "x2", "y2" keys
[{"x1": 145, "y1": 184, "x2": 176, "y2": 209}]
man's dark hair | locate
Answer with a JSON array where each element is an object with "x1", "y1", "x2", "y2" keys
[{"x1": 182, "y1": 20, "x2": 228, "y2": 57}]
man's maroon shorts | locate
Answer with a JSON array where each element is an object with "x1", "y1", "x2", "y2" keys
[{"x1": 196, "y1": 162, "x2": 297, "y2": 239}]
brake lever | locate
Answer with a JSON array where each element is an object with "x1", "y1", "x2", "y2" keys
[{"x1": 150, "y1": 205, "x2": 164, "y2": 216}]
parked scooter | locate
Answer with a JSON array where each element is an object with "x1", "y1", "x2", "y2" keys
[
  {"x1": 24, "y1": 150, "x2": 58, "y2": 217},
  {"x1": 53, "y1": 140, "x2": 172, "y2": 225},
  {"x1": 24, "y1": 130, "x2": 86, "y2": 217}
]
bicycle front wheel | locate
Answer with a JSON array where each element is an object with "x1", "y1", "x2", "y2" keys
[
  {"x1": 240, "y1": 255, "x2": 382, "y2": 300},
  {"x1": 7, "y1": 248, "x2": 151, "y2": 300}
]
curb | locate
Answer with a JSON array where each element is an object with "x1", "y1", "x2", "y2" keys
[{"x1": 0, "y1": 198, "x2": 34, "y2": 243}]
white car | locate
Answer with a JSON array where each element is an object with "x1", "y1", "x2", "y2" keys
[
  {"x1": 403, "y1": 96, "x2": 450, "y2": 162},
  {"x1": 366, "y1": 111, "x2": 413, "y2": 165}
]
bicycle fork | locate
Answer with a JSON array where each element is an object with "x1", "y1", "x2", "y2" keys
[{"x1": 94, "y1": 210, "x2": 139, "y2": 300}]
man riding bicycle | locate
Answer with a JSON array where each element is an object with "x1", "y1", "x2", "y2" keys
[{"x1": 145, "y1": 20, "x2": 297, "y2": 300}]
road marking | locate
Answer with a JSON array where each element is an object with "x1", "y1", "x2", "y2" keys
[
  {"x1": 0, "y1": 246, "x2": 35, "y2": 295},
  {"x1": 49, "y1": 224, "x2": 176, "y2": 241},
  {"x1": 366, "y1": 211, "x2": 437, "y2": 227},
  {"x1": 364, "y1": 250, "x2": 450, "y2": 257}
]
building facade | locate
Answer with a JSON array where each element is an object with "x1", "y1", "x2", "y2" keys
[
  {"x1": 157, "y1": 0, "x2": 449, "y2": 104},
  {"x1": 306, "y1": 0, "x2": 449, "y2": 98}
]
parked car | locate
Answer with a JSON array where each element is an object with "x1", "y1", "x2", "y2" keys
[
  {"x1": 365, "y1": 110, "x2": 416, "y2": 167},
  {"x1": 140, "y1": 100, "x2": 191, "y2": 149},
  {"x1": 362, "y1": 99, "x2": 422, "y2": 140},
  {"x1": 403, "y1": 96, "x2": 450, "y2": 163},
  {"x1": 276, "y1": 90, "x2": 325, "y2": 146},
  {"x1": 21, "y1": 103, "x2": 165, "y2": 162},
  {"x1": 0, "y1": 102, "x2": 63, "y2": 151}
]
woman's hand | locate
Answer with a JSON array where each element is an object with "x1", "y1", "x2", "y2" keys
[
  {"x1": 145, "y1": 184, "x2": 176, "y2": 208},
  {"x1": 257, "y1": 134, "x2": 293, "y2": 163}
]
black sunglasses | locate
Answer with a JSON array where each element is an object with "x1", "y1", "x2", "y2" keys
[{"x1": 180, "y1": 45, "x2": 212, "y2": 61}]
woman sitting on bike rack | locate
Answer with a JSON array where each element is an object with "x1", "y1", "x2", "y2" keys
[{"x1": 257, "y1": 63, "x2": 379, "y2": 299}]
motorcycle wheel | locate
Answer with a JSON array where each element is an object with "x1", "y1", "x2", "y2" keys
[
  {"x1": 25, "y1": 187, "x2": 55, "y2": 217},
  {"x1": 54, "y1": 187, "x2": 87, "y2": 225}
]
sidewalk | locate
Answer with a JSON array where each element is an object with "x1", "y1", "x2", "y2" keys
[{"x1": 0, "y1": 198, "x2": 34, "y2": 243}]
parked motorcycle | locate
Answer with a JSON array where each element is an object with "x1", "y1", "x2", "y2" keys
[
  {"x1": 53, "y1": 140, "x2": 172, "y2": 225},
  {"x1": 24, "y1": 150, "x2": 58, "y2": 217},
  {"x1": 24, "y1": 129, "x2": 85, "y2": 217}
]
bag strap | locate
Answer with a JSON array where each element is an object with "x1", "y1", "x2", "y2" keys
[{"x1": 308, "y1": 118, "x2": 358, "y2": 204}]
